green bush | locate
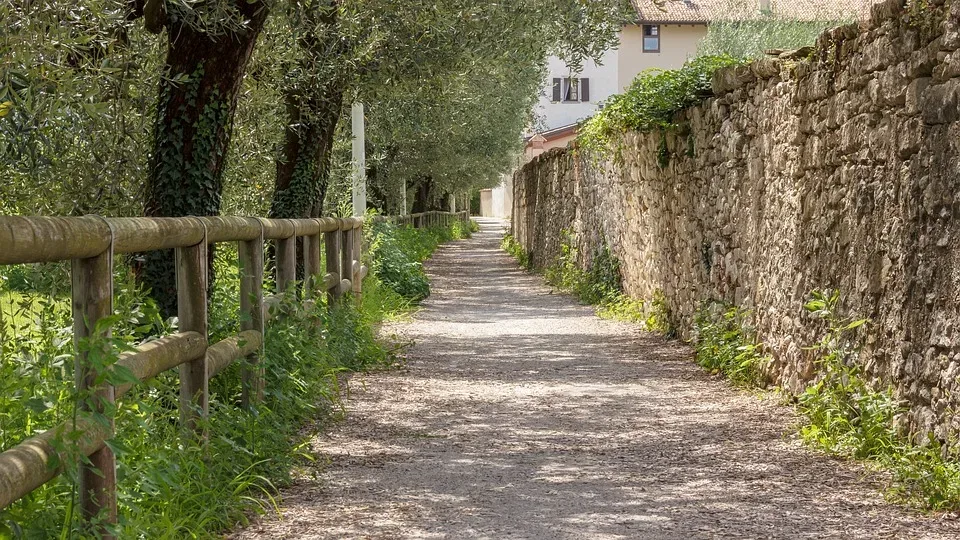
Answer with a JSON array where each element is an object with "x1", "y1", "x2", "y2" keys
[
  {"x1": 366, "y1": 215, "x2": 474, "y2": 302},
  {"x1": 578, "y1": 55, "x2": 741, "y2": 154}
]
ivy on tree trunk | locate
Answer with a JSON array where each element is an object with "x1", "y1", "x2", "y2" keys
[{"x1": 141, "y1": 1, "x2": 269, "y2": 316}]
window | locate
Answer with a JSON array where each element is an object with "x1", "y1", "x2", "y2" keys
[
  {"x1": 565, "y1": 78, "x2": 579, "y2": 101},
  {"x1": 551, "y1": 77, "x2": 590, "y2": 103},
  {"x1": 643, "y1": 24, "x2": 660, "y2": 53}
]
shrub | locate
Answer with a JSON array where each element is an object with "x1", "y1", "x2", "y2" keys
[
  {"x1": 697, "y1": 19, "x2": 845, "y2": 61},
  {"x1": 366, "y1": 215, "x2": 474, "y2": 302},
  {"x1": 578, "y1": 55, "x2": 741, "y2": 154}
]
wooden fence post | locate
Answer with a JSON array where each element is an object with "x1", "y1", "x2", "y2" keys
[
  {"x1": 176, "y1": 231, "x2": 209, "y2": 436},
  {"x1": 340, "y1": 223, "x2": 354, "y2": 298},
  {"x1": 304, "y1": 228, "x2": 321, "y2": 298},
  {"x1": 352, "y1": 225, "x2": 362, "y2": 308},
  {"x1": 239, "y1": 236, "x2": 264, "y2": 410},
  {"x1": 276, "y1": 234, "x2": 296, "y2": 294},
  {"x1": 71, "y1": 248, "x2": 117, "y2": 536},
  {"x1": 325, "y1": 221, "x2": 342, "y2": 304}
]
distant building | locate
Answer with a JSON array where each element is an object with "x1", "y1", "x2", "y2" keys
[
  {"x1": 482, "y1": 0, "x2": 875, "y2": 219},
  {"x1": 533, "y1": 0, "x2": 875, "y2": 134}
]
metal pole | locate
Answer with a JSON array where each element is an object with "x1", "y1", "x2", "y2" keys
[{"x1": 351, "y1": 102, "x2": 366, "y2": 217}]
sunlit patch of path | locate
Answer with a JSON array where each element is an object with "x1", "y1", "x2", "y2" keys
[{"x1": 235, "y1": 218, "x2": 959, "y2": 539}]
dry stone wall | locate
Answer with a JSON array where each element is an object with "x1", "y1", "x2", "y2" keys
[{"x1": 513, "y1": 0, "x2": 960, "y2": 440}]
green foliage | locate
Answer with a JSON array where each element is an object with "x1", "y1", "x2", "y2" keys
[
  {"x1": 577, "y1": 55, "x2": 741, "y2": 155},
  {"x1": 693, "y1": 301, "x2": 769, "y2": 387},
  {"x1": 696, "y1": 19, "x2": 846, "y2": 61},
  {"x1": 0, "y1": 1, "x2": 161, "y2": 216},
  {"x1": 505, "y1": 229, "x2": 671, "y2": 334},
  {"x1": 366, "y1": 214, "x2": 473, "y2": 302},
  {"x1": 797, "y1": 289, "x2": 894, "y2": 459},
  {"x1": 501, "y1": 234, "x2": 531, "y2": 269},
  {"x1": 796, "y1": 289, "x2": 960, "y2": 511}
]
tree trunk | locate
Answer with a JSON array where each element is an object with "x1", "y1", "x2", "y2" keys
[
  {"x1": 141, "y1": 2, "x2": 269, "y2": 316},
  {"x1": 411, "y1": 177, "x2": 433, "y2": 214},
  {"x1": 269, "y1": 88, "x2": 344, "y2": 220},
  {"x1": 269, "y1": 1, "x2": 344, "y2": 221}
]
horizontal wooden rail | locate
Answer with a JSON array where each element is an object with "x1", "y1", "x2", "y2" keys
[
  {"x1": 0, "y1": 213, "x2": 367, "y2": 534},
  {"x1": 114, "y1": 332, "x2": 206, "y2": 397},
  {"x1": 0, "y1": 413, "x2": 111, "y2": 511},
  {"x1": 374, "y1": 210, "x2": 469, "y2": 230},
  {"x1": 0, "y1": 216, "x2": 363, "y2": 265},
  {"x1": 208, "y1": 331, "x2": 263, "y2": 379}
]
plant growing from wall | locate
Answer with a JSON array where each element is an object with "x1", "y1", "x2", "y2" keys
[
  {"x1": 693, "y1": 301, "x2": 769, "y2": 387},
  {"x1": 577, "y1": 55, "x2": 741, "y2": 156}
]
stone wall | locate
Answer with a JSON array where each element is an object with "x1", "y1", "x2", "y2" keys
[{"x1": 512, "y1": 0, "x2": 960, "y2": 440}]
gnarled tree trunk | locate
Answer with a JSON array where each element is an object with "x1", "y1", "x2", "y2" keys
[{"x1": 141, "y1": 1, "x2": 269, "y2": 316}]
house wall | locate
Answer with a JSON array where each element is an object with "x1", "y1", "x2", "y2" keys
[
  {"x1": 512, "y1": 0, "x2": 960, "y2": 441},
  {"x1": 618, "y1": 24, "x2": 709, "y2": 91},
  {"x1": 534, "y1": 48, "x2": 619, "y2": 131}
]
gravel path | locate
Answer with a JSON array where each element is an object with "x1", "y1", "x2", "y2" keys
[{"x1": 235, "y1": 218, "x2": 960, "y2": 539}]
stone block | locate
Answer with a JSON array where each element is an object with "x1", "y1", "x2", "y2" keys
[
  {"x1": 921, "y1": 79, "x2": 960, "y2": 124},
  {"x1": 905, "y1": 77, "x2": 932, "y2": 115}
]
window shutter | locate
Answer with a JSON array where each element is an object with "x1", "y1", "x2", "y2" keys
[
  {"x1": 580, "y1": 78, "x2": 590, "y2": 102},
  {"x1": 552, "y1": 78, "x2": 561, "y2": 102}
]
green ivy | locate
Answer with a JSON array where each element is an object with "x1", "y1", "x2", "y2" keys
[{"x1": 577, "y1": 55, "x2": 741, "y2": 155}]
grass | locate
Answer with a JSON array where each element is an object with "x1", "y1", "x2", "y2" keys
[
  {"x1": 692, "y1": 301, "x2": 769, "y2": 388},
  {"x1": 0, "y1": 216, "x2": 472, "y2": 537}
]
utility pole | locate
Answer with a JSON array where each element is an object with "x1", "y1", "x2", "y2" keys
[{"x1": 351, "y1": 102, "x2": 366, "y2": 217}]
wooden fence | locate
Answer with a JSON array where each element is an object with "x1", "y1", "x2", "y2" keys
[
  {"x1": 387, "y1": 210, "x2": 470, "y2": 229},
  {"x1": 0, "y1": 215, "x2": 368, "y2": 537}
]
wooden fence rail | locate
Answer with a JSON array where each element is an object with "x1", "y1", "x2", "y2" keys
[
  {"x1": 380, "y1": 210, "x2": 469, "y2": 229},
  {"x1": 0, "y1": 215, "x2": 366, "y2": 537}
]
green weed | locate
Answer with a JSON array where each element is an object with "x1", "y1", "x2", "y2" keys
[
  {"x1": 506, "y1": 230, "x2": 671, "y2": 334},
  {"x1": 693, "y1": 301, "x2": 769, "y2": 387},
  {"x1": 796, "y1": 289, "x2": 960, "y2": 511},
  {"x1": 501, "y1": 234, "x2": 531, "y2": 269}
]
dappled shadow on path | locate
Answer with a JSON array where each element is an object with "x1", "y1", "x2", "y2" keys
[{"x1": 236, "y1": 218, "x2": 960, "y2": 540}]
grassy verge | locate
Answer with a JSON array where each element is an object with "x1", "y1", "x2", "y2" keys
[
  {"x1": 0, "y1": 216, "x2": 472, "y2": 538},
  {"x1": 501, "y1": 231, "x2": 670, "y2": 333},
  {"x1": 696, "y1": 289, "x2": 960, "y2": 512},
  {"x1": 795, "y1": 290, "x2": 960, "y2": 511}
]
